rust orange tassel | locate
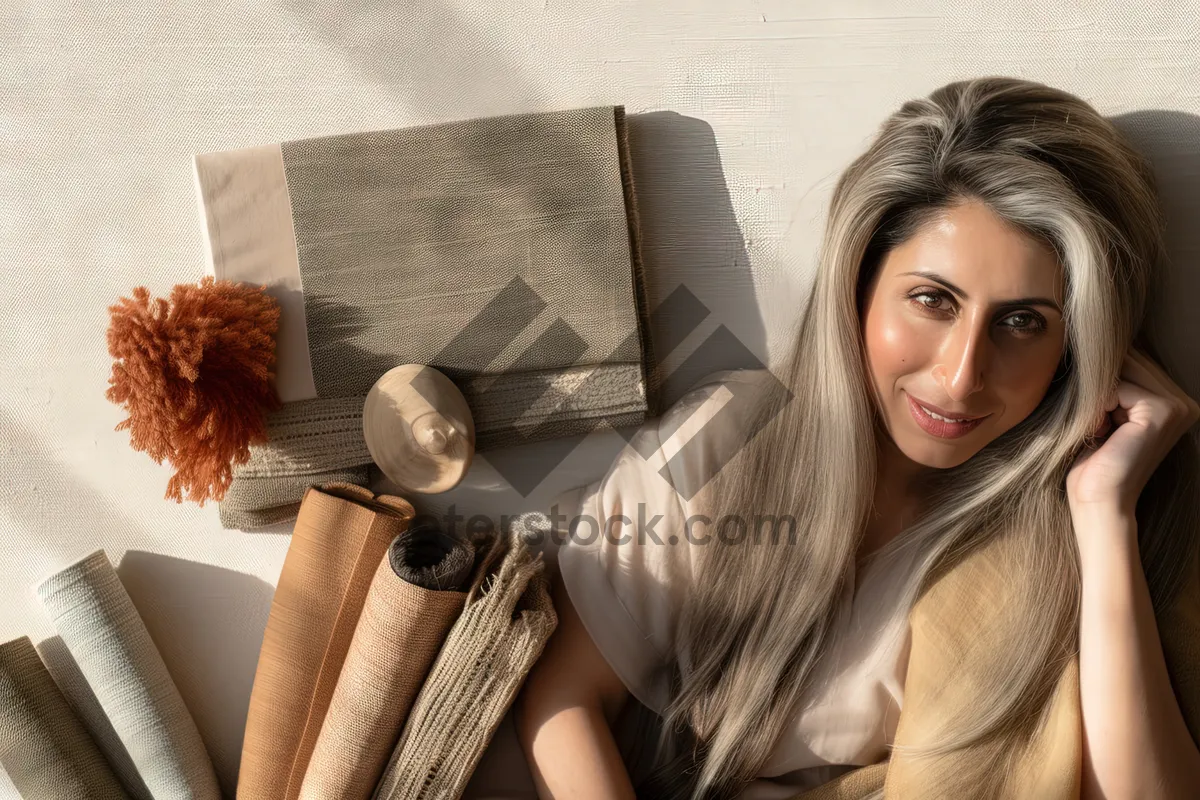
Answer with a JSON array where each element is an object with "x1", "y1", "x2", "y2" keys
[{"x1": 105, "y1": 276, "x2": 282, "y2": 505}]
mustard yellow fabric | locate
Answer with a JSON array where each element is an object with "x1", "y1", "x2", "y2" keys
[{"x1": 793, "y1": 473, "x2": 1200, "y2": 799}]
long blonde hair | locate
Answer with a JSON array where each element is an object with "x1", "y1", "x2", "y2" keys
[{"x1": 634, "y1": 75, "x2": 1200, "y2": 798}]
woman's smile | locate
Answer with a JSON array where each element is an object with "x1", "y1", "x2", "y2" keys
[{"x1": 905, "y1": 390, "x2": 991, "y2": 439}]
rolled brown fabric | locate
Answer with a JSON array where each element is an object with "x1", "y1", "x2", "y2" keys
[
  {"x1": 236, "y1": 482, "x2": 416, "y2": 800},
  {"x1": 0, "y1": 636, "x2": 128, "y2": 799},
  {"x1": 298, "y1": 522, "x2": 476, "y2": 800},
  {"x1": 373, "y1": 531, "x2": 557, "y2": 799}
]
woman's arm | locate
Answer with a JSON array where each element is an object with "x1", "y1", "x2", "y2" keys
[
  {"x1": 514, "y1": 564, "x2": 637, "y2": 799},
  {"x1": 1065, "y1": 346, "x2": 1200, "y2": 797},
  {"x1": 1076, "y1": 503, "x2": 1200, "y2": 799}
]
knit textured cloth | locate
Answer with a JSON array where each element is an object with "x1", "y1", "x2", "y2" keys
[
  {"x1": 35, "y1": 550, "x2": 220, "y2": 800},
  {"x1": 0, "y1": 636, "x2": 128, "y2": 799},
  {"x1": 195, "y1": 105, "x2": 657, "y2": 529},
  {"x1": 236, "y1": 483, "x2": 418, "y2": 800},
  {"x1": 298, "y1": 524, "x2": 476, "y2": 800},
  {"x1": 371, "y1": 530, "x2": 557, "y2": 800}
]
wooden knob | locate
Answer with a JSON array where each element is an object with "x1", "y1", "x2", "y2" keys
[{"x1": 362, "y1": 364, "x2": 475, "y2": 494}]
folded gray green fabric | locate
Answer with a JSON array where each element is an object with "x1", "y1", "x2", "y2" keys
[
  {"x1": 35, "y1": 550, "x2": 221, "y2": 800},
  {"x1": 199, "y1": 105, "x2": 658, "y2": 529},
  {"x1": 0, "y1": 636, "x2": 128, "y2": 799},
  {"x1": 371, "y1": 531, "x2": 557, "y2": 799}
]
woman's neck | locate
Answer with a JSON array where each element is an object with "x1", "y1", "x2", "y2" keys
[{"x1": 859, "y1": 434, "x2": 928, "y2": 571}]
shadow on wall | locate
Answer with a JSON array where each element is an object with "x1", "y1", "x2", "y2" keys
[
  {"x1": 114, "y1": 552, "x2": 274, "y2": 797},
  {"x1": 624, "y1": 110, "x2": 769, "y2": 408},
  {"x1": 1111, "y1": 109, "x2": 1200, "y2": 399}
]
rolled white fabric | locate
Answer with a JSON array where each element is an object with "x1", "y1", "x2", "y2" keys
[{"x1": 36, "y1": 550, "x2": 221, "y2": 800}]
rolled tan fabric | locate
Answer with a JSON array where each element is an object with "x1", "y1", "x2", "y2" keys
[
  {"x1": 298, "y1": 523, "x2": 477, "y2": 800},
  {"x1": 372, "y1": 531, "x2": 557, "y2": 799},
  {"x1": 237, "y1": 482, "x2": 417, "y2": 800},
  {"x1": 36, "y1": 550, "x2": 220, "y2": 800},
  {"x1": 0, "y1": 636, "x2": 128, "y2": 800}
]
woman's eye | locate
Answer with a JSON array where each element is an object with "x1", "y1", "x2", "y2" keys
[
  {"x1": 908, "y1": 289, "x2": 949, "y2": 312},
  {"x1": 908, "y1": 289, "x2": 1048, "y2": 336},
  {"x1": 1002, "y1": 312, "x2": 1048, "y2": 336}
]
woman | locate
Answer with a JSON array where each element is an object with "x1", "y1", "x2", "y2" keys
[{"x1": 514, "y1": 76, "x2": 1200, "y2": 799}]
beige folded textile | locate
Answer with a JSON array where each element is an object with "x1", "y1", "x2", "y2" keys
[
  {"x1": 298, "y1": 523, "x2": 477, "y2": 800},
  {"x1": 236, "y1": 482, "x2": 418, "y2": 800},
  {"x1": 217, "y1": 464, "x2": 374, "y2": 530},
  {"x1": 0, "y1": 636, "x2": 128, "y2": 799},
  {"x1": 36, "y1": 550, "x2": 220, "y2": 800},
  {"x1": 196, "y1": 105, "x2": 657, "y2": 528},
  {"x1": 372, "y1": 530, "x2": 557, "y2": 799}
]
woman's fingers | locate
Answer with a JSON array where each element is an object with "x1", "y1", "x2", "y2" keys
[
  {"x1": 1122, "y1": 347, "x2": 1200, "y2": 429},
  {"x1": 1120, "y1": 348, "x2": 1168, "y2": 396}
]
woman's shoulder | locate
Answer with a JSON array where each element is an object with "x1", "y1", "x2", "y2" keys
[
  {"x1": 564, "y1": 366, "x2": 776, "y2": 524},
  {"x1": 548, "y1": 366, "x2": 777, "y2": 711},
  {"x1": 656, "y1": 366, "x2": 780, "y2": 506}
]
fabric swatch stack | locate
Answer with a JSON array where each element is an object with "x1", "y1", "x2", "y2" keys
[
  {"x1": 193, "y1": 104, "x2": 659, "y2": 529},
  {"x1": 0, "y1": 551, "x2": 222, "y2": 799},
  {"x1": 0, "y1": 483, "x2": 558, "y2": 799}
]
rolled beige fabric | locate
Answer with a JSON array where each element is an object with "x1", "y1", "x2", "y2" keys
[
  {"x1": 298, "y1": 523, "x2": 477, "y2": 800},
  {"x1": 372, "y1": 531, "x2": 557, "y2": 799},
  {"x1": 36, "y1": 550, "x2": 220, "y2": 800},
  {"x1": 0, "y1": 636, "x2": 128, "y2": 799},
  {"x1": 236, "y1": 482, "x2": 417, "y2": 800},
  {"x1": 217, "y1": 464, "x2": 373, "y2": 531}
]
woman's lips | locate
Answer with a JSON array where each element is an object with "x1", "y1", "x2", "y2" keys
[{"x1": 905, "y1": 392, "x2": 989, "y2": 439}]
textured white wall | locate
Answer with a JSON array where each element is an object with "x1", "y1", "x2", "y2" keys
[{"x1": 3, "y1": 1, "x2": 1199, "y2": 794}]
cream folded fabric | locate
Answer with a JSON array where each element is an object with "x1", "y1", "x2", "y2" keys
[
  {"x1": 236, "y1": 482, "x2": 418, "y2": 800},
  {"x1": 196, "y1": 105, "x2": 658, "y2": 528},
  {"x1": 35, "y1": 550, "x2": 220, "y2": 800},
  {"x1": 372, "y1": 531, "x2": 557, "y2": 799},
  {"x1": 299, "y1": 523, "x2": 477, "y2": 800},
  {"x1": 0, "y1": 636, "x2": 128, "y2": 799}
]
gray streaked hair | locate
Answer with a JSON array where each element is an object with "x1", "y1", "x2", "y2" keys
[{"x1": 635, "y1": 75, "x2": 1200, "y2": 799}]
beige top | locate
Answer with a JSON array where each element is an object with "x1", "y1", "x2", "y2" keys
[{"x1": 548, "y1": 368, "x2": 920, "y2": 798}]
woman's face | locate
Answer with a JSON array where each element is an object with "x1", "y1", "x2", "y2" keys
[{"x1": 861, "y1": 199, "x2": 1067, "y2": 469}]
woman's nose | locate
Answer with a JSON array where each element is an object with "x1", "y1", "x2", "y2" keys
[{"x1": 932, "y1": 320, "x2": 988, "y2": 402}]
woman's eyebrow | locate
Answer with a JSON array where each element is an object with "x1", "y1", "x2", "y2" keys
[{"x1": 899, "y1": 270, "x2": 1063, "y2": 313}]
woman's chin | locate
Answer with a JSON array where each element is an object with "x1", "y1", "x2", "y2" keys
[{"x1": 896, "y1": 434, "x2": 979, "y2": 470}]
